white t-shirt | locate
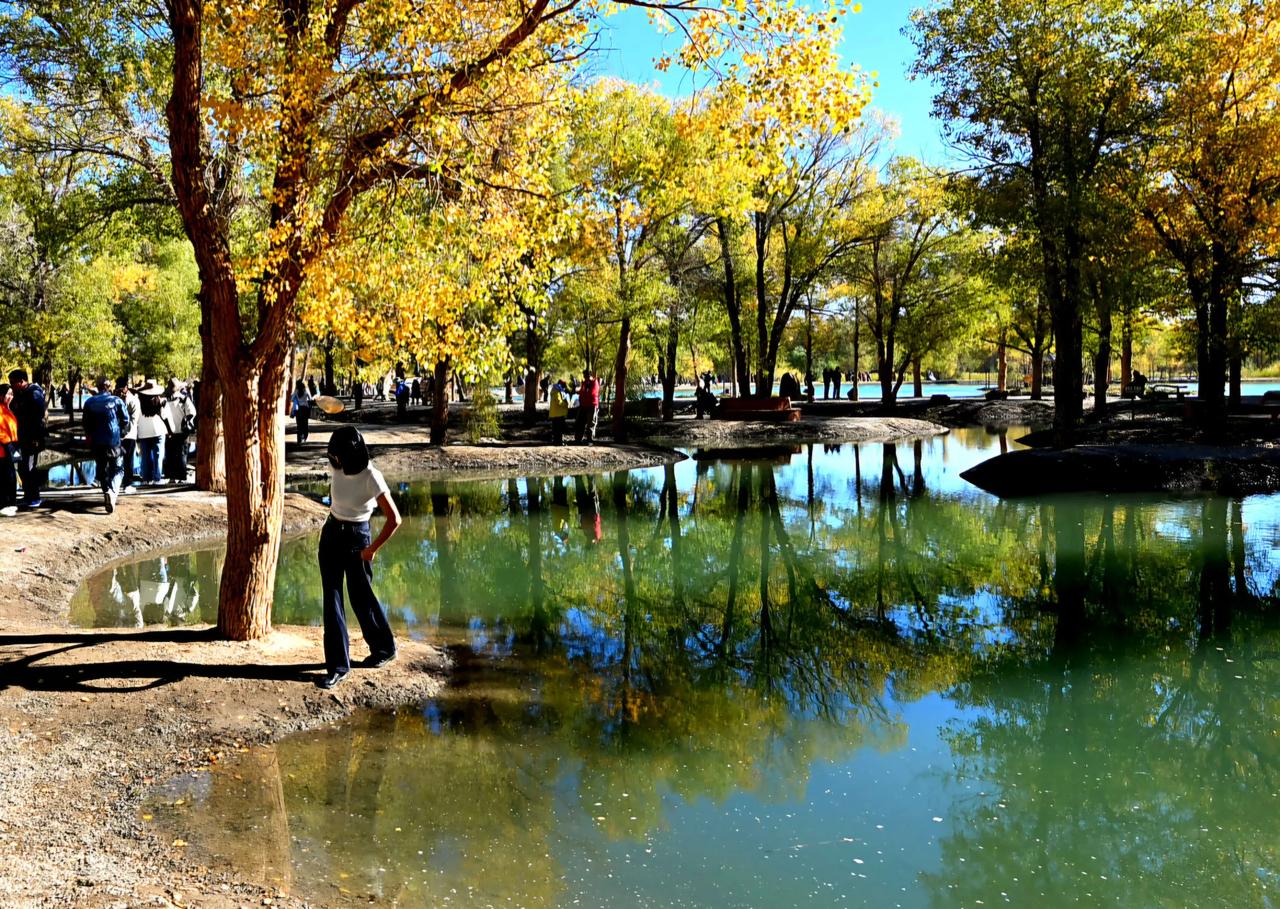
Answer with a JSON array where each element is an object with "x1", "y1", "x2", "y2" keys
[{"x1": 330, "y1": 465, "x2": 390, "y2": 522}]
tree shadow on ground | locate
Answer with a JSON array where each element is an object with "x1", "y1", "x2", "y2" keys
[{"x1": 0, "y1": 627, "x2": 323, "y2": 693}]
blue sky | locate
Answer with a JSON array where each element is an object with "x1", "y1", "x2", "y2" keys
[{"x1": 588, "y1": 2, "x2": 950, "y2": 165}]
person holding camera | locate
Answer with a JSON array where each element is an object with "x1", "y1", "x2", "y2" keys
[{"x1": 318, "y1": 426, "x2": 402, "y2": 689}]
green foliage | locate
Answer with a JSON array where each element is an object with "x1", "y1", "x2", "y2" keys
[{"x1": 462, "y1": 380, "x2": 502, "y2": 444}]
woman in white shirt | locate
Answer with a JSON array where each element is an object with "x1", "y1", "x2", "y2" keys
[
  {"x1": 135, "y1": 381, "x2": 168, "y2": 485},
  {"x1": 318, "y1": 426, "x2": 402, "y2": 689}
]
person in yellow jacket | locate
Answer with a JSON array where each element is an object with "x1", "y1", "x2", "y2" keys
[
  {"x1": 0, "y1": 382, "x2": 19, "y2": 516},
  {"x1": 549, "y1": 378, "x2": 569, "y2": 445}
]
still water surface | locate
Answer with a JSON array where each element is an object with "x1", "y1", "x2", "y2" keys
[{"x1": 73, "y1": 429, "x2": 1280, "y2": 907}]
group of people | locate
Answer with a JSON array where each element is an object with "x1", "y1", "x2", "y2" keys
[
  {"x1": 0, "y1": 370, "x2": 196, "y2": 516},
  {"x1": 820, "y1": 367, "x2": 872, "y2": 400},
  {"x1": 548, "y1": 371, "x2": 601, "y2": 445}
]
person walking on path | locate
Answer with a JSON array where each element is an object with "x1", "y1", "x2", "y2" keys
[
  {"x1": 291, "y1": 379, "x2": 314, "y2": 445},
  {"x1": 318, "y1": 426, "x2": 402, "y2": 689},
  {"x1": 549, "y1": 378, "x2": 569, "y2": 444},
  {"x1": 162, "y1": 379, "x2": 196, "y2": 484},
  {"x1": 574, "y1": 370, "x2": 600, "y2": 445},
  {"x1": 82, "y1": 376, "x2": 131, "y2": 514},
  {"x1": 116, "y1": 379, "x2": 141, "y2": 491},
  {"x1": 0, "y1": 383, "x2": 19, "y2": 517},
  {"x1": 135, "y1": 380, "x2": 167, "y2": 486},
  {"x1": 8, "y1": 369, "x2": 48, "y2": 509}
]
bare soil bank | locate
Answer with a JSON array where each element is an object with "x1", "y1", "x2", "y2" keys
[{"x1": 639, "y1": 415, "x2": 947, "y2": 447}]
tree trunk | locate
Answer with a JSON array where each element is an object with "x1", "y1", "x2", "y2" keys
[
  {"x1": 1094, "y1": 293, "x2": 1112, "y2": 419},
  {"x1": 716, "y1": 217, "x2": 750, "y2": 396},
  {"x1": 216, "y1": 353, "x2": 287, "y2": 641},
  {"x1": 754, "y1": 213, "x2": 770, "y2": 399},
  {"x1": 878, "y1": 349, "x2": 896, "y2": 410},
  {"x1": 431, "y1": 358, "x2": 451, "y2": 445},
  {"x1": 662, "y1": 329, "x2": 678, "y2": 422},
  {"x1": 612, "y1": 316, "x2": 631, "y2": 441},
  {"x1": 195, "y1": 319, "x2": 226, "y2": 492},
  {"x1": 912, "y1": 358, "x2": 923, "y2": 399},
  {"x1": 523, "y1": 323, "x2": 540, "y2": 426},
  {"x1": 850, "y1": 300, "x2": 860, "y2": 402},
  {"x1": 67, "y1": 366, "x2": 82, "y2": 423},
  {"x1": 34, "y1": 358, "x2": 53, "y2": 390},
  {"x1": 997, "y1": 333, "x2": 1008, "y2": 392},
  {"x1": 322, "y1": 338, "x2": 336, "y2": 395},
  {"x1": 1031, "y1": 347, "x2": 1045, "y2": 401},
  {"x1": 1120, "y1": 312, "x2": 1132, "y2": 390},
  {"x1": 1049, "y1": 257, "x2": 1084, "y2": 445}
]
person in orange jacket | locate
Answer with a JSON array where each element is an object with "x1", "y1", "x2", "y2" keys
[{"x1": 0, "y1": 382, "x2": 19, "y2": 516}]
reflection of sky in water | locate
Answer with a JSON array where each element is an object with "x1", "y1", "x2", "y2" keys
[{"x1": 125, "y1": 427, "x2": 1280, "y2": 908}]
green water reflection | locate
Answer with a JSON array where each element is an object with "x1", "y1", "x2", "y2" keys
[{"x1": 98, "y1": 429, "x2": 1280, "y2": 907}]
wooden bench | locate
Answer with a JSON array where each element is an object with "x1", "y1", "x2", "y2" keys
[
  {"x1": 1262, "y1": 390, "x2": 1280, "y2": 419},
  {"x1": 713, "y1": 396, "x2": 802, "y2": 423},
  {"x1": 1149, "y1": 383, "x2": 1188, "y2": 401}
]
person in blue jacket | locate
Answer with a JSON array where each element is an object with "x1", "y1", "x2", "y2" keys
[{"x1": 82, "y1": 376, "x2": 132, "y2": 513}]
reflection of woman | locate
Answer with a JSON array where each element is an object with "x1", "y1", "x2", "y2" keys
[
  {"x1": 574, "y1": 475, "x2": 601, "y2": 544},
  {"x1": 319, "y1": 426, "x2": 402, "y2": 689}
]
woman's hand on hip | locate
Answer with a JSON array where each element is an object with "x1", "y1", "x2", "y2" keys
[{"x1": 360, "y1": 545, "x2": 377, "y2": 562}]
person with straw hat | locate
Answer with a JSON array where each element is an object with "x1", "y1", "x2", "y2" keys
[{"x1": 135, "y1": 379, "x2": 168, "y2": 486}]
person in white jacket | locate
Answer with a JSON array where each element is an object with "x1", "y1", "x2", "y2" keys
[
  {"x1": 135, "y1": 380, "x2": 168, "y2": 485},
  {"x1": 162, "y1": 379, "x2": 196, "y2": 484},
  {"x1": 115, "y1": 378, "x2": 142, "y2": 490}
]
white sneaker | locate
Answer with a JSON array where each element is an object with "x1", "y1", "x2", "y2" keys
[{"x1": 0, "y1": 506, "x2": 16, "y2": 517}]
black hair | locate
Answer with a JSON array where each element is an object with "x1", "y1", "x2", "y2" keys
[
  {"x1": 7, "y1": 369, "x2": 27, "y2": 384},
  {"x1": 327, "y1": 425, "x2": 370, "y2": 475},
  {"x1": 140, "y1": 393, "x2": 164, "y2": 417},
  {"x1": 0, "y1": 383, "x2": 9, "y2": 399}
]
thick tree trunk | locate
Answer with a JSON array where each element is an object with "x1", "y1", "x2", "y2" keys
[
  {"x1": 1031, "y1": 347, "x2": 1045, "y2": 401},
  {"x1": 612, "y1": 316, "x2": 631, "y2": 441},
  {"x1": 912, "y1": 358, "x2": 923, "y2": 399},
  {"x1": 431, "y1": 359, "x2": 451, "y2": 445},
  {"x1": 997, "y1": 334, "x2": 1007, "y2": 392},
  {"x1": 216, "y1": 358, "x2": 287, "y2": 641},
  {"x1": 662, "y1": 330, "x2": 678, "y2": 422}
]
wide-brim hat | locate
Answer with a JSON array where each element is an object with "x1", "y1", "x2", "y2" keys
[
  {"x1": 138, "y1": 381, "x2": 165, "y2": 396},
  {"x1": 315, "y1": 395, "x2": 345, "y2": 415}
]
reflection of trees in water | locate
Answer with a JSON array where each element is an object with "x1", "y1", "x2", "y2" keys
[
  {"x1": 930, "y1": 493, "x2": 1280, "y2": 908},
  {"x1": 155, "y1": 453, "x2": 1280, "y2": 905}
]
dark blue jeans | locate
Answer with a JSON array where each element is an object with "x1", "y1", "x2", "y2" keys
[
  {"x1": 16, "y1": 445, "x2": 43, "y2": 505},
  {"x1": 319, "y1": 516, "x2": 395, "y2": 674},
  {"x1": 92, "y1": 445, "x2": 124, "y2": 499},
  {"x1": 121, "y1": 438, "x2": 137, "y2": 487},
  {"x1": 139, "y1": 437, "x2": 162, "y2": 483}
]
